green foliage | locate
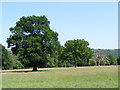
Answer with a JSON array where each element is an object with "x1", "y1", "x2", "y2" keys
[
  {"x1": 117, "y1": 55, "x2": 120, "y2": 65},
  {"x1": 46, "y1": 54, "x2": 56, "y2": 67},
  {"x1": 100, "y1": 60, "x2": 105, "y2": 65},
  {"x1": 63, "y1": 39, "x2": 93, "y2": 67},
  {"x1": 107, "y1": 54, "x2": 117, "y2": 65},
  {"x1": 100, "y1": 60, "x2": 110, "y2": 66},
  {"x1": 89, "y1": 59, "x2": 96, "y2": 66},
  {"x1": 105, "y1": 60, "x2": 110, "y2": 65},
  {"x1": 1, "y1": 44, "x2": 24, "y2": 70},
  {"x1": 7, "y1": 15, "x2": 60, "y2": 70},
  {"x1": 58, "y1": 46, "x2": 68, "y2": 67},
  {"x1": 1, "y1": 44, "x2": 12, "y2": 69},
  {"x1": 11, "y1": 55, "x2": 24, "y2": 69}
]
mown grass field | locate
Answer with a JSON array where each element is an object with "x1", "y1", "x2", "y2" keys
[{"x1": 2, "y1": 66, "x2": 118, "y2": 88}]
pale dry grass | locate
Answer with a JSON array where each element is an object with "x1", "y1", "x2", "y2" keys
[
  {"x1": 2, "y1": 66, "x2": 118, "y2": 88},
  {"x1": 2, "y1": 65, "x2": 118, "y2": 74}
]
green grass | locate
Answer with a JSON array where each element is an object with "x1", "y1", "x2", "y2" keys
[{"x1": 2, "y1": 66, "x2": 118, "y2": 88}]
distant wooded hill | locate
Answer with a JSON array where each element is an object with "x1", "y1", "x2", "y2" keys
[{"x1": 93, "y1": 49, "x2": 118, "y2": 56}]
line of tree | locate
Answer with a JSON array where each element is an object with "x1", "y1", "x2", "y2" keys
[
  {"x1": 92, "y1": 49, "x2": 118, "y2": 66},
  {"x1": 0, "y1": 44, "x2": 24, "y2": 70},
  {"x1": 1, "y1": 15, "x2": 119, "y2": 71},
  {"x1": 1, "y1": 43, "x2": 119, "y2": 70}
]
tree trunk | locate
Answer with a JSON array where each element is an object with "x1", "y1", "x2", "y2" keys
[
  {"x1": 75, "y1": 64, "x2": 77, "y2": 68},
  {"x1": 97, "y1": 61, "x2": 100, "y2": 66},
  {"x1": 75, "y1": 61, "x2": 77, "y2": 68},
  {"x1": 32, "y1": 66, "x2": 38, "y2": 71}
]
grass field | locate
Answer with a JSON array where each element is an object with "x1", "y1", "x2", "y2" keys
[{"x1": 2, "y1": 66, "x2": 118, "y2": 88}]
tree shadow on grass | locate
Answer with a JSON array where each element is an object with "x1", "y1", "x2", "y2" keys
[{"x1": 2, "y1": 69, "x2": 50, "y2": 73}]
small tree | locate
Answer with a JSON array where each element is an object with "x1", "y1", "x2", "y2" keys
[
  {"x1": 63, "y1": 39, "x2": 93, "y2": 68},
  {"x1": 7, "y1": 15, "x2": 60, "y2": 71},
  {"x1": 93, "y1": 49, "x2": 107, "y2": 66}
]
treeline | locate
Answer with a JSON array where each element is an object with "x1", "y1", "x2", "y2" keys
[
  {"x1": 2, "y1": 15, "x2": 120, "y2": 70},
  {"x1": 92, "y1": 49, "x2": 118, "y2": 66},
  {"x1": 1, "y1": 43, "x2": 119, "y2": 70},
  {"x1": 1, "y1": 44, "x2": 24, "y2": 70}
]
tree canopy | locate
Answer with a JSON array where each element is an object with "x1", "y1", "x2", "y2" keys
[
  {"x1": 7, "y1": 15, "x2": 60, "y2": 71},
  {"x1": 63, "y1": 39, "x2": 93, "y2": 67},
  {"x1": 1, "y1": 44, "x2": 12, "y2": 69},
  {"x1": 1, "y1": 44, "x2": 23, "y2": 70}
]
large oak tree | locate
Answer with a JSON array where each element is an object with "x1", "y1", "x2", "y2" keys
[{"x1": 7, "y1": 15, "x2": 60, "y2": 71}]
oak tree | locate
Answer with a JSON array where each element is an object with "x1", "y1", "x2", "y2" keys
[{"x1": 7, "y1": 15, "x2": 60, "y2": 71}]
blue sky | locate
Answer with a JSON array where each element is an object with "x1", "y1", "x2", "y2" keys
[{"x1": 1, "y1": 2, "x2": 118, "y2": 49}]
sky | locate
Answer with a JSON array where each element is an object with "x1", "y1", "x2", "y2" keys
[{"x1": 1, "y1": 2, "x2": 118, "y2": 49}]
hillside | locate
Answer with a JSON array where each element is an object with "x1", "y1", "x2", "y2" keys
[{"x1": 93, "y1": 49, "x2": 118, "y2": 56}]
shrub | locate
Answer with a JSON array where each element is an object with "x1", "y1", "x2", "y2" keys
[
  {"x1": 13, "y1": 60, "x2": 24, "y2": 69},
  {"x1": 89, "y1": 59, "x2": 96, "y2": 66},
  {"x1": 104, "y1": 60, "x2": 110, "y2": 65},
  {"x1": 100, "y1": 60, "x2": 110, "y2": 66}
]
